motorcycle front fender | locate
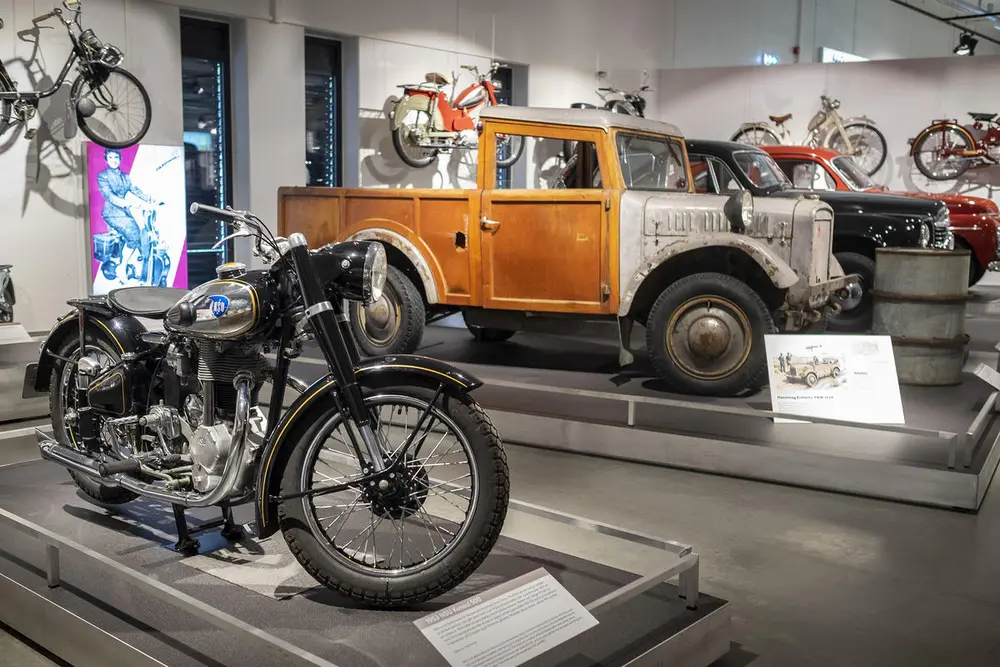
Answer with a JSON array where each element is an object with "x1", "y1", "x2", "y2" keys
[
  {"x1": 390, "y1": 92, "x2": 435, "y2": 130},
  {"x1": 253, "y1": 354, "x2": 482, "y2": 539}
]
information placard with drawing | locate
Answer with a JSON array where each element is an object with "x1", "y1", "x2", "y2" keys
[
  {"x1": 764, "y1": 334, "x2": 904, "y2": 424},
  {"x1": 414, "y1": 568, "x2": 598, "y2": 667}
]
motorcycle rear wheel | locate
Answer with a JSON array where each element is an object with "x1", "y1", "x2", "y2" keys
[
  {"x1": 49, "y1": 333, "x2": 138, "y2": 505},
  {"x1": 277, "y1": 383, "x2": 509, "y2": 607},
  {"x1": 912, "y1": 127, "x2": 974, "y2": 181},
  {"x1": 391, "y1": 107, "x2": 439, "y2": 169}
]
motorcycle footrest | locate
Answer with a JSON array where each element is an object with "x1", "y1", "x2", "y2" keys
[{"x1": 97, "y1": 459, "x2": 141, "y2": 476}]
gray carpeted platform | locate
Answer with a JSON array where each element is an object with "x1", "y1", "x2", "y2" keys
[{"x1": 0, "y1": 459, "x2": 727, "y2": 667}]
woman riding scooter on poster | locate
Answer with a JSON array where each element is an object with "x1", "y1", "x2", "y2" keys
[{"x1": 97, "y1": 148, "x2": 162, "y2": 282}]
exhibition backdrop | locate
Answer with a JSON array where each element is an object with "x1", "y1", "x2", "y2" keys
[
  {"x1": 656, "y1": 54, "x2": 1000, "y2": 204},
  {"x1": 86, "y1": 142, "x2": 188, "y2": 296}
]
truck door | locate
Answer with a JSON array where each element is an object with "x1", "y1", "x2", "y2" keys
[{"x1": 478, "y1": 128, "x2": 611, "y2": 314}]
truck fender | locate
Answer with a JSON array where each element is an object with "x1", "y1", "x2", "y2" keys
[
  {"x1": 346, "y1": 228, "x2": 440, "y2": 304},
  {"x1": 617, "y1": 234, "x2": 799, "y2": 318},
  {"x1": 909, "y1": 121, "x2": 975, "y2": 157},
  {"x1": 252, "y1": 354, "x2": 482, "y2": 539},
  {"x1": 390, "y1": 93, "x2": 434, "y2": 131}
]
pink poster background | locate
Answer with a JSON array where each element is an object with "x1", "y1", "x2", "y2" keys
[{"x1": 87, "y1": 142, "x2": 188, "y2": 294}]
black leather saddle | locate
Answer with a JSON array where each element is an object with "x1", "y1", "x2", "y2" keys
[
  {"x1": 108, "y1": 287, "x2": 189, "y2": 319},
  {"x1": 968, "y1": 112, "x2": 996, "y2": 122}
]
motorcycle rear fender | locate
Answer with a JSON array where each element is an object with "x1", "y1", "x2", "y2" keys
[
  {"x1": 32, "y1": 299, "x2": 150, "y2": 394},
  {"x1": 909, "y1": 121, "x2": 975, "y2": 157},
  {"x1": 391, "y1": 92, "x2": 435, "y2": 130},
  {"x1": 253, "y1": 354, "x2": 482, "y2": 539}
]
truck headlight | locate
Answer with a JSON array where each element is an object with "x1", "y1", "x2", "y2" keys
[
  {"x1": 364, "y1": 242, "x2": 388, "y2": 303},
  {"x1": 919, "y1": 222, "x2": 930, "y2": 248},
  {"x1": 724, "y1": 190, "x2": 754, "y2": 233}
]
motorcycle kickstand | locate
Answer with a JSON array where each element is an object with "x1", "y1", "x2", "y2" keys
[
  {"x1": 219, "y1": 505, "x2": 244, "y2": 542},
  {"x1": 171, "y1": 504, "x2": 200, "y2": 555}
]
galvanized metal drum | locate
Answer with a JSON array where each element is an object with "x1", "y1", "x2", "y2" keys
[{"x1": 871, "y1": 248, "x2": 970, "y2": 386}]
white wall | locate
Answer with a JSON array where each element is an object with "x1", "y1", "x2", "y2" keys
[
  {"x1": 656, "y1": 54, "x2": 1000, "y2": 203},
  {"x1": 666, "y1": 0, "x2": 1000, "y2": 69}
]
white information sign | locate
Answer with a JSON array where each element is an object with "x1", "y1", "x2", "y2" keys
[
  {"x1": 414, "y1": 568, "x2": 598, "y2": 667},
  {"x1": 764, "y1": 334, "x2": 905, "y2": 425}
]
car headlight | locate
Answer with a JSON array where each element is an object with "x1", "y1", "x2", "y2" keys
[
  {"x1": 723, "y1": 190, "x2": 754, "y2": 233},
  {"x1": 364, "y1": 242, "x2": 387, "y2": 304},
  {"x1": 918, "y1": 222, "x2": 931, "y2": 248}
]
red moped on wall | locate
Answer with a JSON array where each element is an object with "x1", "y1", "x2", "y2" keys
[
  {"x1": 389, "y1": 61, "x2": 524, "y2": 169},
  {"x1": 910, "y1": 112, "x2": 1000, "y2": 181}
]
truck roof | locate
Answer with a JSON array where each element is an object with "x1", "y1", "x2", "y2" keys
[{"x1": 479, "y1": 106, "x2": 683, "y2": 137}]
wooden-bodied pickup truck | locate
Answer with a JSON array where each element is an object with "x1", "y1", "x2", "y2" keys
[{"x1": 278, "y1": 106, "x2": 851, "y2": 397}]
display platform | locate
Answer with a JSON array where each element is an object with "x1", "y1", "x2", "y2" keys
[
  {"x1": 0, "y1": 325, "x2": 47, "y2": 423},
  {"x1": 0, "y1": 455, "x2": 730, "y2": 667},
  {"x1": 289, "y1": 324, "x2": 1000, "y2": 511}
]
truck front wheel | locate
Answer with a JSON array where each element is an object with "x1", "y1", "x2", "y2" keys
[
  {"x1": 645, "y1": 273, "x2": 774, "y2": 397},
  {"x1": 348, "y1": 265, "x2": 426, "y2": 356}
]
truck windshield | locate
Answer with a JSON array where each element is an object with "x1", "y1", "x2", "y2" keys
[
  {"x1": 615, "y1": 132, "x2": 688, "y2": 191},
  {"x1": 831, "y1": 156, "x2": 876, "y2": 190},
  {"x1": 733, "y1": 150, "x2": 792, "y2": 194}
]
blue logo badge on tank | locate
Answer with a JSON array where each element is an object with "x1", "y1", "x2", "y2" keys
[{"x1": 207, "y1": 295, "x2": 230, "y2": 318}]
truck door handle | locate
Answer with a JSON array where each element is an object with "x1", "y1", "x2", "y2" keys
[{"x1": 480, "y1": 216, "x2": 500, "y2": 232}]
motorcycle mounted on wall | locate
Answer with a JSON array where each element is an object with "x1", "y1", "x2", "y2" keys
[
  {"x1": 0, "y1": 265, "x2": 14, "y2": 324},
  {"x1": 563, "y1": 71, "x2": 651, "y2": 159},
  {"x1": 731, "y1": 95, "x2": 887, "y2": 176},
  {"x1": 389, "y1": 60, "x2": 525, "y2": 169},
  {"x1": 909, "y1": 112, "x2": 1000, "y2": 181},
  {"x1": 0, "y1": 0, "x2": 152, "y2": 148},
  {"x1": 25, "y1": 203, "x2": 510, "y2": 607}
]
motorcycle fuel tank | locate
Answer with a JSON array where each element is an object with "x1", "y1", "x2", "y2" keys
[{"x1": 164, "y1": 272, "x2": 272, "y2": 340}]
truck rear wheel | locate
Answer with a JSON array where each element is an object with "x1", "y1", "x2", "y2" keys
[
  {"x1": 645, "y1": 273, "x2": 774, "y2": 397},
  {"x1": 348, "y1": 265, "x2": 426, "y2": 356}
]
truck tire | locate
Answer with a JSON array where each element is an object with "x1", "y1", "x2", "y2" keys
[
  {"x1": 348, "y1": 265, "x2": 425, "y2": 356},
  {"x1": 828, "y1": 252, "x2": 875, "y2": 332},
  {"x1": 645, "y1": 272, "x2": 774, "y2": 397},
  {"x1": 462, "y1": 314, "x2": 516, "y2": 343}
]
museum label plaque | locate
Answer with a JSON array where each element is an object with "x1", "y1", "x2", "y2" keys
[
  {"x1": 414, "y1": 568, "x2": 598, "y2": 667},
  {"x1": 764, "y1": 334, "x2": 905, "y2": 424}
]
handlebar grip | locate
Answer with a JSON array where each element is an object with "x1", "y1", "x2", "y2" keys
[
  {"x1": 33, "y1": 11, "x2": 56, "y2": 23},
  {"x1": 189, "y1": 202, "x2": 237, "y2": 220}
]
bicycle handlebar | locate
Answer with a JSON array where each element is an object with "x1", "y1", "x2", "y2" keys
[{"x1": 32, "y1": 10, "x2": 58, "y2": 24}]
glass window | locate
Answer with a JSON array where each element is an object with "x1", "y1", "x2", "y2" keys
[
  {"x1": 615, "y1": 133, "x2": 687, "y2": 191},
  {"x1": 499, "y1": 133, "x2": 602, "y2": 190},
  {"x1": 304, "y1": 37, "x2": 342, "y2": 187},
  {"x1": 831, "y1": 156, "x2": 874, "y2": 191},
  {"x1": 776, "y1": 159, "x2": 836, "y2": 190},
  {"x1": 689, "y1": 155, "x2": 742, "y2": 195},
  {"x1": 181, "y1": 17, "x2": 232, "y2": 286},
  {"x1": 732, "y1": 150, "x2": 791, "y2": 194}
]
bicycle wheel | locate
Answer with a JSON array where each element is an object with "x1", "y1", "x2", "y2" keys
[
  {"x1": 912, "y1": 127, "x2": 974, "y2": 181},
  {"x1": 828, "y1": 123, "x2": 887, "y2": 176},
  {"x1": 71, "y1": 67, "x2": 151, "y2": 149},
  {"x1": 732, "y1": 126, "x2": 781, "y2": 146}
]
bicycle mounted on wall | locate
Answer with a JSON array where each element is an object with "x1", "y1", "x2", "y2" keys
[{"x1": 0, "y1": 0, "x2": 151, "y2": 148}]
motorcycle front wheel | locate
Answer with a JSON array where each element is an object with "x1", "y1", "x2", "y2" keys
[
  {"x1": 71, "y1": 67, "x2": 152, "y2": 149},
  {"x1": 277, "y1": 383, "x2": 509, "y2": 607},
  {"x1": 827, "y1": 123, "x2": 887, "y2": 176}
]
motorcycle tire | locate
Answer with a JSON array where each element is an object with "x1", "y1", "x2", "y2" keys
[
  {"x1": 731, "y1": 126, "x2": 781, "y2": 146},
  {"x1": 390, "y1": 106, "x2": 439, "y2": 169},
  {"x1": 71, "y1": 67, "x2": 152, "y2": 150},
  {"x1": 276, "y1": 382, "x2": 509, "y2": 608},
  {"x1": 49, "y1": 334, "x2": 138, "y2": 505},
  {"x1": 912, "y1": 127, "x2": 974, "y2": 181},
  {"x1": 828, "y1": 122, "x2": 887, "y2": 176},
  {"x1": 496, "y1": 132, "x2": 525, "y2": 168}
]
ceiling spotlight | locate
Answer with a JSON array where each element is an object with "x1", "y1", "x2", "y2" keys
[{"x1": 954, "y1": 32, "x2": 978, "y2": 56}]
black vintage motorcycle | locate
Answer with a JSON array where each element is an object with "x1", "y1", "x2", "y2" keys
[{"x1": 26, "y1": 203, "x2": 509, "y2": 607}]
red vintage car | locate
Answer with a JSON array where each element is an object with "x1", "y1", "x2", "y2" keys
[{"x1": 762, "y1": 145, "x2": 1000, "y2": 285}]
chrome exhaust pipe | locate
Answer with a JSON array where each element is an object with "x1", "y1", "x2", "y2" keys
[{"x1": 37, "y1": 376, "x2": 257, "y2": 509}]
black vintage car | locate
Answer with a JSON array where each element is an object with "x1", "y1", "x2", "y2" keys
[{"x1": 684, "y1": 139, "x2": 954, "y2": 331}]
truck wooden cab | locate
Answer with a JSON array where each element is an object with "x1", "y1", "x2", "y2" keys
[{"x1": 278, "y1": 106, "x2": 851, "y2": 397}]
